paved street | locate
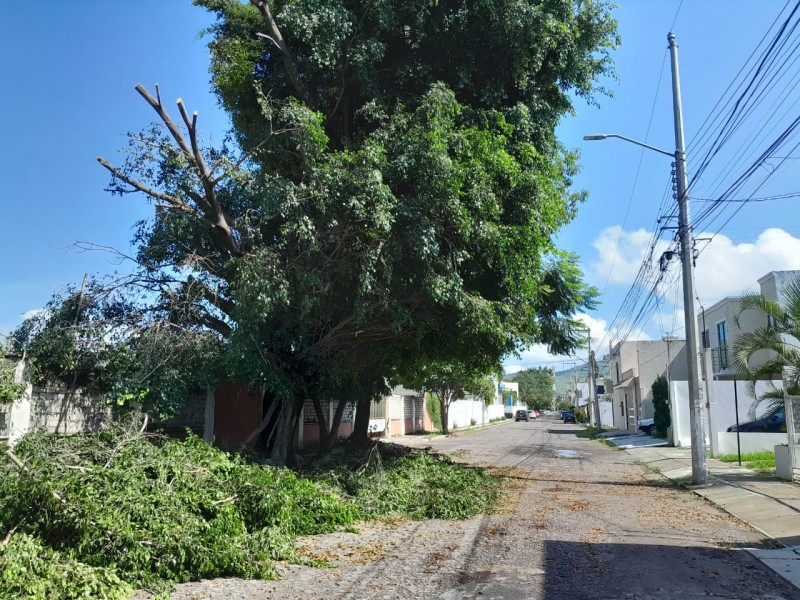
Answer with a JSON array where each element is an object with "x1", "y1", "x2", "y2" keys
[{"x1": 158, "y1": 416, "x2": 800, "y2": 599}]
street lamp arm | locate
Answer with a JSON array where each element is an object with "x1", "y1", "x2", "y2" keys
[{"x1": 583, "y1": 133, "x2": 674, "y2": 158}]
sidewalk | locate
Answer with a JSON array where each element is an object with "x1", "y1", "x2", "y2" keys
[{"x1": 614, "y1": 438, "x2": 800, "y2": 589}]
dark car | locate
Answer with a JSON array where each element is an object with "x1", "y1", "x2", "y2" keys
[
  {"x1": 562, "y1": 411, "x2": 577, "y2": 424},
  {"x1": 727, "y1": 410, "x2": 785, "y2": 433},
  {"x1": 638, "y1": 418, "x2": 655, "y2": 435},
  {"x1": 515, "y1": 409, "x2": 530, "y2": 422}
]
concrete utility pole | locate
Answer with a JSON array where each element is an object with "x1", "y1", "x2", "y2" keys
[
  {"x1": 669, "y1": 32, "x2": 707, "y2": 485},
  {"x1": 590, "y1": 351, "x2": 601, "y2": 429}
]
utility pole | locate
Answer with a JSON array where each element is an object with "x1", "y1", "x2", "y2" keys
[
  {"x1": 590, "y1": 351, "x2": 601, "y2": 429},
  {"x1": 669, "y1": 32, "x2": 707, "y2": 485}
]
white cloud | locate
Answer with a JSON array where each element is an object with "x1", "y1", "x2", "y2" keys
[
  {"x1": 21, "y1": 308, "x2": 46, "y2": 321},
  {"x1": 590, "y1": 226, "x2": 670, "y2": 285},
  {"x1": 503, "y1": 313, "x2": 611, "y2": 373},
  {"x1": 694, "y1": 228, "x2": 800, "y2": 306}
]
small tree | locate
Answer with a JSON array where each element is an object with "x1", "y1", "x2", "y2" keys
[
  {"x1": 407, "y1": 361, "x2": 496, "y2": 435},
  {"x1": 652, "y1": 375, "x2": 670, "y2": 435},
  {"x1": 733, "y1": 276, "x2": 800, "y2": 417}
]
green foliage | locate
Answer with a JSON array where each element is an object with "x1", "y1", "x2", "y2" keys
[
  {"x1": 0, "y1": 422, "x2": 503, "y2": 595},
  {"x1": 718, "y1": 451, "x2": 775, "y2": 472},
  {"x1": 0, "y1": 421, "x2": 353, "y2": 594},
  {"x1": 0, "y1": 360, "x2": 24, "y2": 405},
  {"x1": 652, "y1": 375, "x2": 670, "y2": 435},
  {"x1": 426, "y1": 393, "x2": 443, "y2": 432},
  {"x1": 733, "y1": 276, "x2": 800, "y2": 417},
  {"x1": 311, "y1": 444, "x2": 503, "y2": 520},
  {"x1": 510, "y1": 366, "x2": 554, "y2": 410},
  {"x1": 0, "y1": 533, "x2": 133, "y2": 600},
  {"x1": 82, "y1": 0, "x2": 617, "y2": 443},
  {"x1": 574, "y1": 407, "x2": 587, "y2": 423}
]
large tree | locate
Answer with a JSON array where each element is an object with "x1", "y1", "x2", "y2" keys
[
  {"x1": 510, "y1": 366, "x2": 555, "y2": 411},
  {"x1": 19, "y1": 0, "x2": 617, "y2": 463}
]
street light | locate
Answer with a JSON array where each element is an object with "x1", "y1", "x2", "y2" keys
[
  {"x1": 582, "y1": 33, "x2": 708, "y2": 486},
  {"x1": 582, "y1": 134, "x2": 674, "y2": 157}
]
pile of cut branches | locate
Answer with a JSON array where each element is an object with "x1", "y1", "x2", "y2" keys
[{"x1": 1, "y1": 421, "x2": 503, "y2": 598}]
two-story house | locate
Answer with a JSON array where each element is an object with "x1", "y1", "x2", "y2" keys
[
  {"x1": 698, "y1": 270, "x2": 800, "y2": 379},
  {"x1": 606, "y1": 339, "x2": 688, "y2": 430}
]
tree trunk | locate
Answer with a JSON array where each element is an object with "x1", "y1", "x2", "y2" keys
[
  {"x1": 440, "y1": 389, "x2": 450, "y2": 435},
  {"x1": 312, "y1": 397, "x2": 328, "y2": 448},
  {"x1": 319, "y1": 397, "x2": 349, "y2": 457},
  {"x1": 352, "y1": 395, "x2": 372, "y2": 446},
  {"x1": 268, "y1": 399, "x2": 304, "y2": 466}
]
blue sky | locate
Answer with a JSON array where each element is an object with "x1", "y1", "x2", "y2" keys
[{"x1": 2, "y1": 1, "x2": 800, "y2": 372}]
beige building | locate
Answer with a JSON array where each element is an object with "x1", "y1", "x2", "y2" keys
[{"x1": 606, "y1": 339, "x2": 688, "y2": 431}]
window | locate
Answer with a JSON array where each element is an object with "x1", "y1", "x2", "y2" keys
[{"x1": 717, "y1": 321, "x2": 728, "y2": 369}]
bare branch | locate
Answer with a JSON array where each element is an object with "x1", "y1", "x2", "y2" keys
[
  {"x1": 256, "y1": 32, "x2": 280, "y2": 49},
  {"x1": 250, "y1": 0, "x2": 316, "y2": 109},
  {"x1": 97, "y1": 157, "x2": 198, "y2": 216}
]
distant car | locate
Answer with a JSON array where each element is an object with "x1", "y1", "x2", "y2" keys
[
  {"x1": 727, "y1": 410, "x2": 785, "y2": 433},
  {"x1": 533, "y1": 410, "x2": 542, "y2": 419},
  {"x1": 638, "y1": 418, "x2": 655, "y2": 435},
  {"x1": 562, "y1": 411, "x2": 576, "y2": 424},
  {"x1": 515, "y1": 409, "x2": 530, "y2": 422},
  {"x1": 527, "y1": 410, "x2": 536, "y2": 420}
]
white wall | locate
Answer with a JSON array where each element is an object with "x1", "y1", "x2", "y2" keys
[
  {"x1": 486, "y1": 404, "x2": 505, "y2": 421},
  {"x1": 599, "y1": 399, "x2": 614, "y2": 427},
  {"x1": 670, "y1": 379, "x2": 782, "y2": 449},
  {"x1": 448, "y1": 399, "x2": 486, "y2": 429},
  {"x1": 717, "y1": 432, "x2": 787, "y2": 455}
]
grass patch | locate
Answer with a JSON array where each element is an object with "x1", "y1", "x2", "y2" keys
[
  {"x1": 575, "y1": 426, "x2": 607, "y2": 440},
  {"x1": 718, "y1": 450, "x2": 776, "y2": 471},
  {"x1": 0, "y1": 419, "x2": 503, "y2": 598}
]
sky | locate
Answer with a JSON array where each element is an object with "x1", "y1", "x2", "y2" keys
[{"x1": 2, "y1": 1, "x2": 800, "y2": 375}]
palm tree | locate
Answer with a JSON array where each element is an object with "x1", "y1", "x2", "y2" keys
[{"x1": 732, "y1": 276, "x2": 800, "y2": 418}]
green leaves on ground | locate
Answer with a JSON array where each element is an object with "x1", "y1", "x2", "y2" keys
[{"x1": 0, "y1": 423, "x2": 502, "y2": 597}]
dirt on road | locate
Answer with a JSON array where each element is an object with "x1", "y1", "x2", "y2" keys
[{"x1": 147, "y1": 417, "x2": 800, "y2": 600}]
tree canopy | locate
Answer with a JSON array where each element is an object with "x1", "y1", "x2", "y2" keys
[
  {"x1": 509, "y1": 366, "x2": 555, "y2": 410},
  {"x1": 16, "y1": 0, "x2": 617, "y2": 461}
]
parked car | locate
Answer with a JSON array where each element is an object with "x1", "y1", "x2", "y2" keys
[
  {"x1": 562, "y1": 411, "x2": 576, "y2": 424},
  {"x1": 527, "y1": 410, "x2": 536, "y2": 420},
  {"x1": 638, "y1": 418, "x2": 655, "y2": 435},
  {"x1": 515, "y1": 409, "x2": 530, "y2": 422},
  {"x1": 727, "y1": 410, "x2": 785, "y2": 433}
]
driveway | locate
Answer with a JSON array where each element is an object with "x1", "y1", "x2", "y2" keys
[{"x1": 153, "y1": 416, "x2": 800, "y2": 599}]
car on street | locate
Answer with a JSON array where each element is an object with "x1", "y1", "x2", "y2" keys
[
  {"x1": 527, "y1": 410, "x2": 536, "y2": 420},
  {"x1": 515, "y1": 409, "x2": 530, "y2": 422},
  {"x1": 562, "y1": 411, "x2": 576, "y2": 423},
  {"x1": 638, "y1": 418, "x2": 655, "y2": 435},
  {"x1": 727, "y1": 410, "x2": 785, "y2": 432}
]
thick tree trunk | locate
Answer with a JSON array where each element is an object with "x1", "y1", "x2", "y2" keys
[
  {"x1": 268, "y1": 399, "x2": 304, "y2": 466},
  {"x1": 352, "y1": 395, "x2": 372, "y2": 446},
  {"x1": 319, "y1": 397, "x2": 349, "y2": 457}
]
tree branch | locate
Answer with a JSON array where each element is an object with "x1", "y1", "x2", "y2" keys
[{"x1": 250, "y1": 0, "x2": 316, "y2": 109}]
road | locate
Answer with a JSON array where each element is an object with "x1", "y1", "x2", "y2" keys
[{"x1": 158, "y1": 415, "x2": 800, "y2": 600}]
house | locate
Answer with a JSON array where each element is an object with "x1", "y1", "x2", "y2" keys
[
  {"x1": 606, "y1": 339, "x2": 688, "y2": 431},
  {"x1": 698, "y1": 270, "x2": 800, "y2": 379}
]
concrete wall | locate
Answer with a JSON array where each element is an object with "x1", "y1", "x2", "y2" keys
[
  {"x1": 448, "y1": 399, "x2": 486, "y2": 430},
  {"x1": 8, "y1": 383, "x2": 109, "y2": 447},
  {"x1": 717, "y1": 432, "x2": 787, "y2": 455},
  {"x1": 487, "y1": 404, "x2": 505, "y2": 421},
  {"x1": 670, "y1": 378, "x2": 781, "y2": 449}
]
